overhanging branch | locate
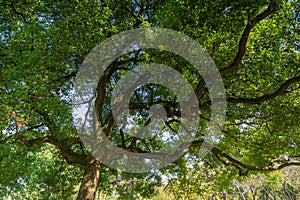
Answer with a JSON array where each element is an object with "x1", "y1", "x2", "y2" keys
[
  {"x1": 197, "y1": 75, "x2": 300, "y2": 107},
  {"x1": 227, "y1": 76, "x2": 300, "y2": 104},
  {"x1": 190, "y1": 140, "x2": 300, "y2": 174},
  {"x1": 194, "y1": 1, "x2": 278, "y2": 97},
  {"x1": 1, "y1": 134, "x2": 88, "y2": 166}
]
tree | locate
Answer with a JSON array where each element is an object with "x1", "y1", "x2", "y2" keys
[{"x1": 0, "y1": 0, "x2": 299, "y2": 199}]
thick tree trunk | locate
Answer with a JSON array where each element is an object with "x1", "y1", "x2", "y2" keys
[{"x1": 77, "y1": 155, "x2": 102, "y2": 200}]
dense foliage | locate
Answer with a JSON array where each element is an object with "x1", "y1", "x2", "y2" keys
[{"x1": 0, "y1": 0, "x2": 299, "y2": 199}]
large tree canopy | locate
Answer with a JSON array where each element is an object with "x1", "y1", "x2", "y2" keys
[{"x1": 0, "y1": 0, "x2": 299, "y2": 199}]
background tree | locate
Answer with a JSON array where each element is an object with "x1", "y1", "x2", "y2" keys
[{"x1": 0, "y1": 0, "x2": 299, "y2": 199}]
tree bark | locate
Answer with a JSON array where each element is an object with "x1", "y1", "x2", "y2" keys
[{"x1": 77, "y1": 155, "x2": 102, "y2": 200}]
